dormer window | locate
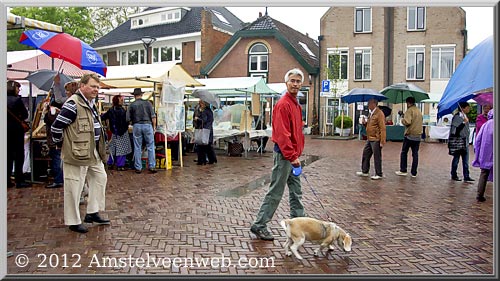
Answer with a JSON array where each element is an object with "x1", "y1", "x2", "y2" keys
[{"x1": 130, "y1": 7, "x2": 185, "y2": 29}]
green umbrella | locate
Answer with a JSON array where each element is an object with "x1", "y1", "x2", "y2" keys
[{"x1": 380, "y1": 83, "x2": 429, "y2": 104}]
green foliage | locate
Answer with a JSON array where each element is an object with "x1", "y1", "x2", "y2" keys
[
  {"x1": 8, "y1": 7, "x2": 95, "y2": 51},
  {"x1": 89, "y1": 7, "x2": 143, "y2": 41},
  {"x1": 468, "y1": 104, "x2": 478, "y2": 123},
  {"x1": 334, "y1": 115, "x2": 353, "y2": 128}
]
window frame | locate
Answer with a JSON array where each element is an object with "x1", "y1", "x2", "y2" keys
[
  {"x1": 430, "y1": 45, "x2": 456, "y2": 79},
  {"x1": 327, "y1": 48, "x2": 349, "y2": 80},
  {"x1": 354, "y1": 47, "x2": 372, "y2": 81},
  {"x1": 406, "y1": 46, "x2": 425, "y2": 80},
  {"x1": 407, "y1": 7, "x2": 426, "y2": 31},
  {"x1": 248, "y1": 43, "x2": 269, "y2": 76},
  {"x1": 354, "y1": 7, "x2": 372, "y2": 33}
]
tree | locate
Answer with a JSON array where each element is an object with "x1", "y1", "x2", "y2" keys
[
  {"x1": 7, "y1": 7, "x2": 95, "y2": 51},
  {"x1": 90, "y1": 7, "x2": 144, "y2": 41}
]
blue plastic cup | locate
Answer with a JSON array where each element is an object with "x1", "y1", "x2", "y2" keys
[{"x1": 292, "y1": 165, "x2": 302, "y2": 177}]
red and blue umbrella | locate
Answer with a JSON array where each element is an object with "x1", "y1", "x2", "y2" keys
[{"x1": 19, "y1": 29, "x2": 107, "y2": 77}]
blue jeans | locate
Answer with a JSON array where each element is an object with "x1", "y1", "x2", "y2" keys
[
  {"x1": 132, "y1": 124, "x2": 155, "y2": 170},
  {"x1": 451, "y1": 146, "x2": 470, "y2": 178},
  {"x1": 399, "y1": 138, "x2": 420, "y2": 176},
  {"x1": 49, "y1": 147, "x2": 63, "y2": 184}
]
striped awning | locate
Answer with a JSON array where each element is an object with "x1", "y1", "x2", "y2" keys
[{"x1": 7, "y1": 12, "x2": 63, "y2": 33}]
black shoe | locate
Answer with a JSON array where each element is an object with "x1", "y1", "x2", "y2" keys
[
  {"x1": 148, "y1": 168, "x2": 157, "y2": 174},
  {"x1": 16, "y1": 182, "x2": 31, "y2": 188},
  {"x1": 451, "y1": 176, "x2": 462, "y2": 181},
  {"x1": 476, "y1": 196, "x2": 486, "y2": 202},
  {"x1": 46, "y1": 183, "x2": 63, "y2": 188},
  {"x1": 7, "y1": 181, "x2": 15, "y2": 188},
  {"x1": 250, "y1": 225, "x2": 274, "y2": 241},
  {"x1": 464, "y1": 177, "x2": 475, "y2": 182},
  {"x1": 135, "y1": 169, "x2": 142, "y2": 174},
  {"x1": 84, "y1": 212, "x2": 110, "y2": 225},
  {"x1": 69, "y1": 224, "x2": 88, "y2": 233}
]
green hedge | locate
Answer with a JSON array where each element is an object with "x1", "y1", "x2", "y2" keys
[{"x1": 334, "y1": 115, "x2": 353, "y2": 128}]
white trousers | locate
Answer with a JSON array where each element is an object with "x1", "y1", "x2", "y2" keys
[{"x1": 63, "y1": 149, "x2": 107, "y2": 225}]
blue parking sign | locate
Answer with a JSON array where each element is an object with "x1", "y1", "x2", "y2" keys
[{"x1": 321, "y1": 80, "x2": 330, "y2": 92}]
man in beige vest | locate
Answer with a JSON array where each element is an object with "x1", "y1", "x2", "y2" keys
[{"x1": 51, "y1": 73, "x2": 109, "y2": 233}]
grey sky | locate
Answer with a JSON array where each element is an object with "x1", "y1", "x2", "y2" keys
[{"x1": 227, "y1": 6, "x2": 494, "y2": 49}]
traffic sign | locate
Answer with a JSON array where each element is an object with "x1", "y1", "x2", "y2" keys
[{"x1": 321, "y1": 80, "x2": 330, "y2": 93}]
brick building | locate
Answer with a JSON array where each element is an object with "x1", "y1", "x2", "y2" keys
[
  {"x1": 319, "y1": 6, "x2": 466, "y2": 134},
  {"x1": 90, "y1": 7, "x2": 244, "y2": 78},
  {"x1": 201, "y1": 13, "x2": 320, "y2": 126}
]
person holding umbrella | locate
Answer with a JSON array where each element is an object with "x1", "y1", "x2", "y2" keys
[
  {"x1": 448, "y1": 102, "x2": 474, "y2": 182},
  {"x1": 473, "y1": 109, "x2": 494, "y2": 202},
  {"x1": 193, "y1": 99, "x2": 217, "y2": 165},
  {"x1": 356, "y1": 98, "x2": 386, "y2": 180},
  {"x1": 395, "y1": 97, "x2": 423, "y2": 178}
]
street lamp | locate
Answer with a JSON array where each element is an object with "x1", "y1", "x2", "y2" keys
[{"x1": 141, "y1": 36, "x2": 157, "y2": 64}]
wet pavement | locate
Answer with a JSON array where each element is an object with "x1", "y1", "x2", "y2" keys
[{"x1": 5, "y1": 137, "x2": 494, "y2": 275}]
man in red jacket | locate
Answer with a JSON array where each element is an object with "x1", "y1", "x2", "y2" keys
[{"x1": 250, "y1": 68, "x2": 306, "y2": 241}]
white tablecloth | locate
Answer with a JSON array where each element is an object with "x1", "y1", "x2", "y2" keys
[{"x1": 429, "y1": 126, "x2": 475, "y2": 144}]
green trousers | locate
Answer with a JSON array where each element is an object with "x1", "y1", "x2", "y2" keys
[{"x1": 253, "y1": 152, "x2": 305, "y2": 229}]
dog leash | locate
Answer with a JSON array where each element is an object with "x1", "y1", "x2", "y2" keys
[{"x1": 300, "y1": 171, "x2": 333, "y2": 222}]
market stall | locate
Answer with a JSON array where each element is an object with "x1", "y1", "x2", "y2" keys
[{"x1": 189, "y1": 77, "x2": 278, "y2": 157}]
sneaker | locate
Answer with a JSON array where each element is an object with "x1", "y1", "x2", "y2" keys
[
  {"x1": 135, "y1": 169, "x2": 142, "y2": 174},
  {"x1": 395, "y1": 171, "x2": 408, "y2": 176},
  {"x1": 476, "y1": 196, "x2": 486, "y2": 202},
  {"x1": 464, "y1": 177, "x2": 475, "y2": 182},
  {"x1": 148, "y1": 168, "x2": 158, "y2": 174},
  {"x1": 371, "y1": 175, "x2": 383, "y2": 180},
  {"x1": 84, "y1": 212, "x2": 110, "y2": 225},
  {"x1": 411, "y1": 174, "x2": 417, "y2": 178},
  {"x1": 250, "y1": 225, "x2": 274, "y2": 241},
  {"x1": 356, "y1": 171, "x2": 369, "y2": 177},
  {"x1": 451, "y1": 176, "x2": 462, "y2": 181}
]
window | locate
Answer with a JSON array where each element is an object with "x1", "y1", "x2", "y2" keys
[
  {"x1": 354, "y1": 48, "x2": 371, "y2": 80},
  {"x1": 327, "y1": 49, "x2": 348, "y2": 80},
  {"x1": 408, "y1": 7, "x2": 426, "y2": 31},
  {"x1": 248, "y1": 43, "x2": 269, "y2": 77},
  {"x1": 355, "y1": 7, "x2": 371, "y2": 33},
  {"x1": 299, "y1": 42, "x2": 316, "y2": 58},
  {"x1": 407, "y1": 47, "x2": 425, "y2": 80},
  {"x1": 120, "y1": 49, "x2": 145, "y2": 65},
  {"x1": 161, "y1": 14, "x2": 166, "y2": 21},
  {"x1": 212, "y1": 10, "x2": 231, "y2": 25},
  {"x1": 138, "y1": 19, "x2": 144, "y2": 26},
  {"x1": 152, "y1": 45, "x2": 182, "y2": 63},
  {"x1": 431, "y1": 46, "x2": 455, "y2": 79},
  {"x1": 101, "y1": 53, "x2": 108, "y2": 65}
]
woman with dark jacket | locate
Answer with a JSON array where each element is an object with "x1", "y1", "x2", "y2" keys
[
  {"x1": 101, "y1": 95, "x2": 132, "y2": 170},
  {"x1": 7, "y1": 80, "x2": 31, "y2": 188},
  {"x1": 193, "y1": 100, "x2": 217, "y2": 165}
]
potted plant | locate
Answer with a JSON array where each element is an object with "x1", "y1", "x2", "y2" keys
[{"x1": 334, "y1": 115, "x2": 353, "y2": 136}]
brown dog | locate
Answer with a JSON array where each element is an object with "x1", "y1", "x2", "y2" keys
[{"x1": 280, "y1": 217, "x2": 352, "y2": 260}]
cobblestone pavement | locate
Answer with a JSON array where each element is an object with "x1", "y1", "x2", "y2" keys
[{"x1": 5, "y1": 137, "x2": 494, "y2": 275}]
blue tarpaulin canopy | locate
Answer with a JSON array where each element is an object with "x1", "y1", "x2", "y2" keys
[{"x1": 437, "y1": 35, "x2": 494, "y2": 118}]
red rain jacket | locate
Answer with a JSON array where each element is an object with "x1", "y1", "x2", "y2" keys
[{"x1": 271, "y1": 92, "x2": 305, "y2": 161}]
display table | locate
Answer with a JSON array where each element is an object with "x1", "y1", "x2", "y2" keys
[
  {"x1": 386, "y1": 125, "x2": 405, "y2": 141},
  {"x1": 429, "y1": 126, "x2": 475, "y2": 144}
]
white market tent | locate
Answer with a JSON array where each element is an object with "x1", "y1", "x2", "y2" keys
[
  {"x1": 100, "y1": 62, "x2": 203, "y2": 89},
  {"x1": 193, "y1": 77, "x2": 277, "y2": 96}
]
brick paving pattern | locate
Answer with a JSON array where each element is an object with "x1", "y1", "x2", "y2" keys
[{"x1": 6, "y1": 137, "x2": 494, "y2": 275}]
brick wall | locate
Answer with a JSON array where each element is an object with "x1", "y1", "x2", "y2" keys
[
  {"x1": 200, "y1": 9, "x2": 233, "y2": 72},
  {"x1": 208, "y1": 37, "x2": 317, "y2": 125}
]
